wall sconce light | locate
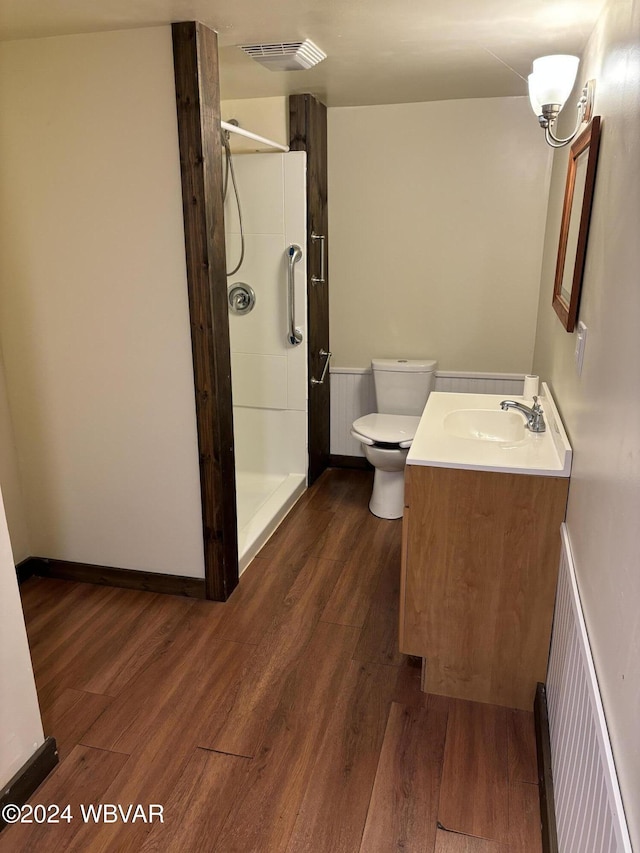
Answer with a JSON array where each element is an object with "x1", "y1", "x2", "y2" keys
[{"x1": 528, "y1": 55, "x2": 595, "y2": 148}]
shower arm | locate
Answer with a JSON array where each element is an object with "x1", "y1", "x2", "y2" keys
[{"x1": 287, "y1": 245, "x2": 303, "y2": 346}]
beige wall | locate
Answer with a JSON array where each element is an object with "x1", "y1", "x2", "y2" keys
[
  {"x1": 0, "y1": 350, "x2": 30, "y2": 562},
  {"x1": 220, "y1": 96, "x2": 288, "y2": 152},
  {"x1": 532, "y1": 1, "x2": 640, "y2": 846},
  {"x1": 0, "y1": 28, "x2": 205, "y2": 577},
  {"x1": 328, "y1": 98, "x2": 552, "y2": 371},
  {"x1": 0, "y1": 485, "x2": 44, "y2": 787}
]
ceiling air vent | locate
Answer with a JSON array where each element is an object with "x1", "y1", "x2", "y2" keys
[{"x1": 240, "y1": 40, "x2": 327, "y2": 72}]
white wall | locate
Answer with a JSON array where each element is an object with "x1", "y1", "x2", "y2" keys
[
  {"x1": 532, "y1": 0, "x2": 640, "y2": 845},
  {"x1": 0, "y1": 486, "x2": 44, "y2": 787},
  {"x1": 0, "y1": 27, "x2": 205, "y2": 577},
  {"x1": 328, "y1": 98, "x2": 552, "y2": 371}
]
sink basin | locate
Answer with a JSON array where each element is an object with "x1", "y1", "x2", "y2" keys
[
  {"x1": 406, "y1": 385, "x2": 572, "y2": 477},
  {"x1": 443, "y1": 409, "x2": 526, "y2": 443}
]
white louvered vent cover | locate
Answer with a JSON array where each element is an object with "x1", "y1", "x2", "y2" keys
[{"x1": 240, "y1": 40, "x2": 327, "y2": 71}]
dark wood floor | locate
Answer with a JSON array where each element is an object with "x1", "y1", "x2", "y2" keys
[{"x1": 2, "y1": 469, "x2": 543, "y2": 852}]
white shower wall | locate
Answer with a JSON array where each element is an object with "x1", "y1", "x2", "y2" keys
[{"x1": 225, "y1": 151, "x2": 308, "y2": 570}]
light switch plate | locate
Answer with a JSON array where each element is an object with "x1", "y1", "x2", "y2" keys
[{"x1": 575, "y1": 321, "x2": 587, "y2": 376}]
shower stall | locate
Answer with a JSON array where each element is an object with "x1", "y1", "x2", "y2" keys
[{"x1": 222, "y1": 129, "x2": 308, "y2": 573}]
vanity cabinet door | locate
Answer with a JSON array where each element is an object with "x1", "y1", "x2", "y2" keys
[{"x1": 400, "y1": 464, "x2": 568, "y2": 710}]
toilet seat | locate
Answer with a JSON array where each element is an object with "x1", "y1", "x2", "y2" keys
[{"x1": 351, "y1": 413, "x2": 420, "y2": 448}]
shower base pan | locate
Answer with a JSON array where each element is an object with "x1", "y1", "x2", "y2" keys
[{"x1": 236, "y1": 471, "x2": 306, "y2": 574}]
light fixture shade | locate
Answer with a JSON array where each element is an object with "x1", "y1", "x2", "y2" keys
[
  {"x1": 530, "y1": 55, "x2": 579, "y2": 108},
  {"x1": 528, "y1": 74, "x2": 543, "y2": 116}
]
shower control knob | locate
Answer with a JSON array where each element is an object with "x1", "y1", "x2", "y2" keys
[{"x1": 228, "y1": 283, "x2": 256, "y2": 315}]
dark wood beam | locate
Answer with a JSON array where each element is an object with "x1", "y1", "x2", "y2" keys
[
  {"x1": 172, "y1": 22, "x2": 238, "y2": 600},
  {"x1": 289, "y1": 94, "x2": 330, "y2": 486}
]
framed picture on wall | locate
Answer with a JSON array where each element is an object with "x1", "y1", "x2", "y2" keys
[{"x1": 552, "y1": 116, "x2": 601, "y2": 332}]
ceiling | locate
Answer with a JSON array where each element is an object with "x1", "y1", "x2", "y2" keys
[{"x1": 0, "y1": 0, "x2": 603, "y2": 106}]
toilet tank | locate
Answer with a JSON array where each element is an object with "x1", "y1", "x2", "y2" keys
[{"x1": 372, "y1": 358, "x2": 438, "y2": 416}]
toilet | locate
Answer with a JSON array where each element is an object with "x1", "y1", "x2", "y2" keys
[{"x1": 351, "y1": 358, "x2": 437, "y2": 519}]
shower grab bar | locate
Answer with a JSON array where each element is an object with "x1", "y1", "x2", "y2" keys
[
  {"x1": 311, "y1": 349, "x2": 332, "y2": 385},
  {"x1": 311, "y1": 232, "x2": 325, "y2": 285},
  {"x1": 287, "y1": 244, "x2": 303, "y2": 346}
]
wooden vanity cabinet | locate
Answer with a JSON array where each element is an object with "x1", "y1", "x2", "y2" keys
[{"x1": 400, "y1": 464, "x2": 569, "y2": 710}]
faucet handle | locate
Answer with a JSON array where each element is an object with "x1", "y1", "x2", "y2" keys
[{"x1": 530, "y1": 396, "x2": 546, "y2": 432}]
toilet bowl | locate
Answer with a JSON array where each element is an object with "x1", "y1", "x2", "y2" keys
[
  {"x1": 358, "y1": 444, "x2": 409, "y2": 519},
  {"x1": 350, "y1": 414, "x2": 418, "y2": 519},
  {"x1": 351, "y1": 359, "x2": 437, "y2": 519}
]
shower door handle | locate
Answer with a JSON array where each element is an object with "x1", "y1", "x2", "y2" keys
[
  {"x1": 311, "y1": 232, "x2": 325, "y2": 285},
  {"x1": 287, "y1": 244, "x2": 303, "y2": 346},
  {"x1": 311, "y1": 349, "x2": 332, "y2": 385}
]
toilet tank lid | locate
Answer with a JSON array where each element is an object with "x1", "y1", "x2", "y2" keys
[{"x1": 371, "y1": 358, "x2": 437, "y2": 373}]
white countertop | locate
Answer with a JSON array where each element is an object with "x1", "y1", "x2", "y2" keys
[{"x1": 406, "y1": 383, "x2": 572, "y2": 477}]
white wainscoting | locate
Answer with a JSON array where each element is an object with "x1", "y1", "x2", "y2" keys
[
  {"x1": 330, "y1": 367, "x2": 525, "y2": 457},
  {"x1": 547, "y1": 526, "x2": 632, "y2": 853},
  {"x1": 330, "y1": 369, "x2": 376, "y2": 457}
]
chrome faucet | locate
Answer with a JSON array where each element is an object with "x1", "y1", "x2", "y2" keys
[{"x1": 500, "y1": 396, "x2": 546, "y2": 433}]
